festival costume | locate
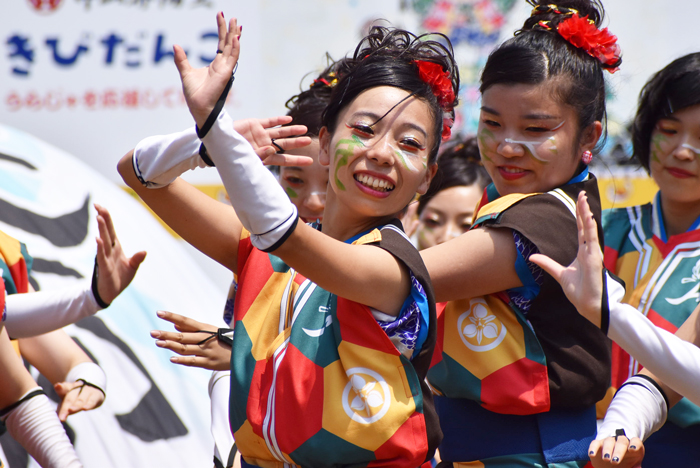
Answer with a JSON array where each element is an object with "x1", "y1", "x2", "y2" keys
[
  {"x1": 0, "y1": 230, "x2": 82, "y2": 468},
  {"x1": 601, "y1": 192, "x2": 700, "y2": 467},
  {"x1": 230, "y1": 221, "x2": 439, "y2": 468},
  {"x1": 428, "y1": 172, "x2": 610, "y2": 466}
]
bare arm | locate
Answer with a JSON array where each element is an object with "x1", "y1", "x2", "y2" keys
[
  {"x1": 118, "y1": 152, "x2": 242, "y2": 272},
  {"x1": 275, "y1": 223, "x2": 412, "y2": 315},
  {"x1": 421, "y1": 226, "x2": 522, "y2": 303},
  {"x1": 18, "y1": 330, "x2": 92, "y2": 384},
  {"x1": 0, "y1": 328, "x2": 37, "y2": 408}
]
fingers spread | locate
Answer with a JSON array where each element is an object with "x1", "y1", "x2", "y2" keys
[
  {"x1": 529, "y1": 253, "x2": 565, "y2": 282},
  {"x1": 216, "y1": 11, "x2": 227, "y2": 52},
  {"x1": 262, "y1": 153, "x2": 315, "y2": 167},
  {"x1": 267, "y1": 125, "x2": 309, "y2": 140},
  {"x1": 156, "y1": 310, "x2": 209, "y2": 331},
  {"x1": 173, "y1": 44, "x2": 192, "y2": 77}
]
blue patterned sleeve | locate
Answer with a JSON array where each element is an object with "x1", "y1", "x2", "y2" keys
[
  {"x1": 373, "y1": 272, "x2": 429, "y2": 360},
  {"x1": 508, "y1": 229, "x2": 546, "y2": 314}
]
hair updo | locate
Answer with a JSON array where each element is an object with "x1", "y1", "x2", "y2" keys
[
  {"x1": 285, "y1": 58, "x2": 345, "y2": 138},
  {"x1": 417, "y1": 136, "x2": 491, "y2": 215},
  {"x1": 480, "y1": 0, "x2": 621, "y2": 149},
  {"x1": 632, "y1": 52, "x2": 700, "y2": 172},
  {"x1": 322, "y1": 26, "x2": 460, "y2": 165}
]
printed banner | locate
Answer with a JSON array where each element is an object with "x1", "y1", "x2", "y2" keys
[{"x1": 0, "y1": 123, "x2": 228, "y2": 467}]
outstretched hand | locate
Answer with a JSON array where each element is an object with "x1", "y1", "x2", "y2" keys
[
  {"x1": 588, "y1": 435, "x2": 644, "y2": 468},
  {"x1": 233, "y1": 116, "x2": 313, "y2": 166},
  {"x1": 175, "y1": 12, "x2": 241, "y2": 128},
  {"x1": 94, "y1": 204, "x2": 147, "y2": 305},
  {"x1": 54, "y1": 381, "x2": 105, "y2": 422},
  {"x1": 529, "y1": 191, "x2": 604, "y2": 327},
  {"x1": 151, "y1": 310, "x2": 231, "y2": 371}
]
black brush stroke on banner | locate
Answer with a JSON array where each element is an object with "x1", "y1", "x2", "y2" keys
[
  {"x1": 75, "y1": 316, "x2": 189, "y2": 441},
  {"x1": 0, "y1": 152, "x2": 37, "y2": 171},
  {"x1": 0, "y1": 196, "x2": 90, "y2": 248}
]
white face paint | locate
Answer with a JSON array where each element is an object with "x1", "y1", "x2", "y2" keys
[
  {"x1": 503, "y1": 121, "x2": 565, "y2": 163},
  {"x1": 392, "y1": 144, "x2": 422, "y2": 173},
  {"x1": 681, "y1": 143, "x2": 700, "y2": 156}
]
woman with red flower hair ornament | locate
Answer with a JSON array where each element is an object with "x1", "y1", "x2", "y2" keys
[
  {"x1": 121, "y1": 12, "x2": 461, "y2": 467},
  {"x1": 417, "y1": 0, "x2": 621, "y2": 465}
]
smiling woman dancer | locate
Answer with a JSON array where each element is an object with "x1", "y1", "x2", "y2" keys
[
  {"x1": 122, "y1": 12, "x2": 459, "y2": 468},
  {"x1": 418, "y1": 0, "x2": 621, "y2": 466}
]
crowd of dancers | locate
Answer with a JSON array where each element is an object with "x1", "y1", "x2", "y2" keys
[{"x1": 2, "y1": 0, "x2": 700, "y2": 467}]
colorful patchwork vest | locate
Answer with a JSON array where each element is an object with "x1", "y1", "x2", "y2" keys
[
  {"x1": 427, "y1": 176, "x2": 610, "y2": 464},
  {"x1": 601, "y1": 193, "x2": 700, "y2": 464},
  {"x1": 229, "y1": 221, "x2": 440, "y2": 468},
  {"x1": 0, "y1": 229, "x2": 32, "y2": 354}
]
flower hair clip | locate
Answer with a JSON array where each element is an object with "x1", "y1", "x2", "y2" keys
[
  {"x1": 557, "y1": 13, "x2": 621, "y2": 73},
  {"x1": 415, "y1": 60, "x2": 456, "y2": 141},
  {"x1": 415, "y1": 60, "x2": 456, "y2": 110},
  {"x1": 312, "y1": 72, "x2": 339, "y2": 88}
]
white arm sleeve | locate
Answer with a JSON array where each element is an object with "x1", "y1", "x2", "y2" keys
[
  {"x1": 132, "y1": 126, "x2": 210, "y2": 188},
  {"x1": 209, "y1": 370, "x2": 235, "y2": 467},
  {"x1": 4, "y1": 284, "x2": 100, "y2": 339},
  {"x1": 1, "y1": 388, "x2": 82, "y2": 468},
  {"x1": 201, "y1": 110, "x2": 298, "y2": 252},
  {"x1": 603, "y1": 272, "x2": 700, "y2": 404},
  {"x1": 596, "y1": 375, "x2": 668, "y2": 441}
]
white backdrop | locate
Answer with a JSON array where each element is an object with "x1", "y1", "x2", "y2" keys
[
  {"x1": 2, "y1": 0, "x2": 700, "y2": 185},
  {"x1": 0, "y1": 123, "x2": 226, "y2": 467}
]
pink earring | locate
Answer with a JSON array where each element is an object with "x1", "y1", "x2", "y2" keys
[{"x1": 581, "y1": 150, "x2": 593, "y2": 165}]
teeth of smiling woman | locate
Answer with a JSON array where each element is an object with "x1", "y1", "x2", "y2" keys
[{"x1": 355, "y1": 174, "x2": 394, "y2": 192}]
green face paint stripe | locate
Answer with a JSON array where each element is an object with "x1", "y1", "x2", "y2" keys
[
  {"x1": 651, "y1": 133, "x2": 668, "y2": 163},
  {"x1": 285, "y1": 187, "x2": 298, "y2": 198},
  {"x1": 477, "y1": 128, "x2": 496, "y2": 163},
  {"x1": 332, "y1": 135, "x2": 365, "y2": 190},
  {"x1": 394, "y1": 149, "x2": 412, "y2": 171}
]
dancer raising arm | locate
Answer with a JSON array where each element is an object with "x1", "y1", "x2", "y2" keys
[{"x1": 122, "y1": 12, "x2": 459, "y2": 468}]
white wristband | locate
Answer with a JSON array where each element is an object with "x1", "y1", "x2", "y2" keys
[
  {"x1": 133, "y1": 126, "x2": 210, "y2": 188},
  {"x1": 597, "y1": 375, "x2": 668, "y2": 441},
  {"x1": 4, "y1": 284, "x2": 100, "y2": 339},
  {"x1": 201, "y1": 110, "x2": 298, "y2": 251},
  {"x1": 65, "y1": 362, "x2": 107, "y2": 396}
]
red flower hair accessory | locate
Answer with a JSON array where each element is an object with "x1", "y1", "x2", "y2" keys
[
  {"x1": 415, "y1": 60, "x2": 456, "y2": 109},
  {"x1": 557, "y1": 13, "x2": 621, "y2": 73}
]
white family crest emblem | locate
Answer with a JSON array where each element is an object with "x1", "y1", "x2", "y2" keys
[
  {"x1": 667, "y1": 258, "x2": 700, "y2": 305},
  {"x1": 457, "y1": 298, "x2": 507, "y2": 352},
  {"x1": 342, "y1": 368, "x2": 391, "y2": 424}
]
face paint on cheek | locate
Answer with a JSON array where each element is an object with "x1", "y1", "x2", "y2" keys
[
  {"x1": 285, "y1": 187, "x2": 298, "y2": 198},
  {"x1": 478, "y1": 128, "x2": 497, "y2": 163},
  {"x1": 503, "y1": 138, "x2": 551, "y2": 164},
  {"x1": 393, "y1": 148, "x2": 420, "y2": 173},
  {"x1": 333, "y1": 134, "x2": 365, "y2": 191},
  {"x1": 650, "y1": 133, "x2": 669, "y2": 163}
]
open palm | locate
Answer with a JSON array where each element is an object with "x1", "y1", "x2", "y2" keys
[{"x1": 175, "y1": 12, "x2": 241, "y2": 128}]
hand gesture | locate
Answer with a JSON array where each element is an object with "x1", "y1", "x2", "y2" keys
[
  {"x1": 589, "y1": 435, "x2": 644, "y2": 468},
  {"x1": 529, "y1": 191, "x2": 604, "y2": 327},
  {"x1": 54, "y1": 381, "x2": 105, "y2": 422},
  {"x1": 94, "y1": 204, "x2": 147, "y2": 305},
  {"x1": 175, "y1": 12, "x2": 241, "y2": 128},
  {"x1": 151, "y1": 310, "x2": 231, "y2": 371},
  {"x1": 233, "y1": 116, "x2": 313, "y2": 166}
]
